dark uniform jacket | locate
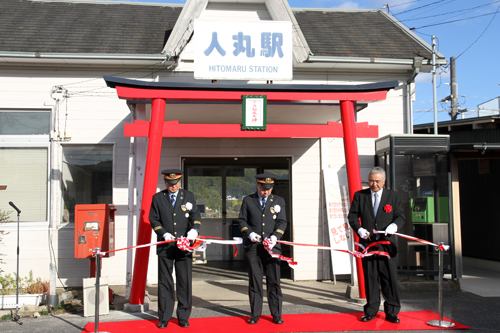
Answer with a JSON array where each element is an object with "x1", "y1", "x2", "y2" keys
[
  {"x1": 348, "y1": 188, "x2": 405, "y2": 257},
  {"x1": 149, "y1": 189, "x2": 201, "y2": 257},
  {"x1": 238, "y1": 193, "x2": 287, "y2": 253}
]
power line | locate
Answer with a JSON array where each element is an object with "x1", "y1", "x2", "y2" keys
[
  {"x1": 412, "y1": 11, "x2": 498, "y2": 29},
  {"x1": 455, "y1": 4, "x2": 500, "y2": 60},
  {"x1": 400, "y1": 1, "x2": 500, "y2": 22},
  {"x1": 392, "y1": 0, "x2": 448, "y2": 16},
  {"x1": 390, "y1": 0, "x2": 431, "y2": 8}
]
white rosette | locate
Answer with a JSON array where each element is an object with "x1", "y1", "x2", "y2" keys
[
  {"x1": 274, "y1": 205, "x2": 281, "y2": 213},
  {"x1": 185, "y1": 202, "x2": 193, "y2": 211}
]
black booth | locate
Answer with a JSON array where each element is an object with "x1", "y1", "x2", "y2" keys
[{"x1": 375, "y1": 134, "x2": 453, "y2": 278}]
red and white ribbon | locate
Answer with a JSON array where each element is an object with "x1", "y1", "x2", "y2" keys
[
  {"x1": 201, "y1": 237, "x2": 243, "y2": 246},
  {"x1": 276, "y1": 239, "x2": 391, "y2": 260},
  {"x1": 263, "y1": 238, "x2": 298, "y2": 268},
  {"x1": 178, "y1": 236, "x2": 243, "y2": 256},
  {"x1": 96, "y1": 236, "x2": 242, "y2": 256},
  {"x1": 261, "y1": 238, "x2": 392, "y2": 267},
  {"x1": 95, "y1": 239, "x2": 176, "y2": 256},
  {"x1": 176, "y1": 237, "x2": 200, "y2": 252},
  {"x1": 372, "y1": 230, "x2": 450, "y2": 251}
]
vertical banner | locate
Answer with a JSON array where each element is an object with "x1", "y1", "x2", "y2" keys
[{"x1": 323, "y1": 169, "x2": 352, "y2": 275}]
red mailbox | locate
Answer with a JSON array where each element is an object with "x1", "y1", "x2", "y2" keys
[{"x1": 74, "y1": 204, "x2": 116, "y2": 259}]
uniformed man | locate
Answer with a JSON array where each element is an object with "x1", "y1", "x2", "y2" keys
[
  {"x1": 238, "y1": 172, "x2": 287, "y2": 325},
  {"x1": 149, "y1": 169, "x2": 201, "y2": 329}
]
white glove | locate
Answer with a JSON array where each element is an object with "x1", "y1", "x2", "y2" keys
[
  {"x1": 358, "y1": 227, "x2": 370, "y2": 240},
  {"x1": 186, "y1": 229, "x2": 198, "y2": 241},
  {"x1": 249, "y1": 232, "x2": 262, "y2": 243},
  {"x1": 163, "y1": 232, "x2": 175, "y2": 241},
  {"x1": 269, "y1": 235, "x2": 277, "y2": 249},
  {"x1": 385, "y1": 223, "x2": 398, "y2": 236}
]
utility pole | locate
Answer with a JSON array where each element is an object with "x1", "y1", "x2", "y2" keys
[
  {"x1": 432, "y1": 36, "x2": 438, "y2": 134},
  {"x1": 440, "y1": 57, "x2": 468, "y2": 119},
  {"x1": 450, "y1": 57, "x2": 459, "y2": 120}
]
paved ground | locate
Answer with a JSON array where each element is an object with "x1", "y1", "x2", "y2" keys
[{"x1": 1, "y1": 264, "x2": 499, "y2": 332}]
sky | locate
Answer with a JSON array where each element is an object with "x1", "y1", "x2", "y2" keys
[{"x1": 99, "y1": 0, "x2": 500, "y2": 125}]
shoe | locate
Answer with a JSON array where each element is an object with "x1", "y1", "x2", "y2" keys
[
  {"x1": 361, "y1": 314, "x2": 376, "y2": 322},
  {"x1": 273, "y1": 316, "x2": 284, "y2": 324},
  {"x1": 386, "y1": 315, "x2": 400, "y2": 323},
  {"x1": 157, "y1": 321, "x2": 168, "y2": 329},
  {"x1": 179, "y1": 320, "x2": 190, "y2": 328},
  {"x1": 247, "y1": 316, "x2": 259, "y2": 324}
]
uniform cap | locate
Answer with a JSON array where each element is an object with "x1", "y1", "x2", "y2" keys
[
  {"x1": 255, "y1": 172, "x2": 275, "y2": 189},
  {"x1": 162, "y1": 169, "x2": 182, "y2": 184}
]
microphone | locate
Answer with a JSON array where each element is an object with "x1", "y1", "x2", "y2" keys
[{"x1": 9, "y1": 201, "x2": 21, "y2": 214}]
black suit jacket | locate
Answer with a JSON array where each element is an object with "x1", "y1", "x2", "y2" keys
[
  {"x1": 238, "y1": 193, "x2": 287, "y2": 254},
  {"x1": 348, "y1": 188, "x2": 405, "y2": 257},
  {"x1": 149, "y1": 189, "x2": 201, "y2": 257}
]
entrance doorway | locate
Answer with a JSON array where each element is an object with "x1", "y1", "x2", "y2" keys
[{"x1": 183, "y1": 157, "x2": 292, "y2": 279}]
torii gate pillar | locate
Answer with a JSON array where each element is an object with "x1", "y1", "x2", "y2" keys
[
  {"x1": 340, "y1": 100, "x2": 365, "y2": 299},
  {"x1": 129, "y1": 98, "x2": 166, "y2": 305}
]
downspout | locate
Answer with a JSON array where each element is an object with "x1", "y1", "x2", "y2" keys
[
  {"x1": 406, "y1": 57, "x2": 423, "y2": 134},
  {"x1": 125, "y1": 103, "x2": 137, "y2": 300}
]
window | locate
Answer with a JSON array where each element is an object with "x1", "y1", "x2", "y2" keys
[
  {"x1": 0, "y1": 109, "x2": 50, "y2": 223},
  {"x1": 187, "y1": 167, "x2": 223, "y2": 219},
  {"x1": 0, "y1": 147, "x2": 48, "y2": 222},
  {"x1": 61, "y1": 145, "x2": 113, "y2": 223},
  {"x1": 0, "y1": 110, "x2": 50, "y2": 135}
]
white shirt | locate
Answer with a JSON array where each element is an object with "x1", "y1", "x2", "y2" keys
[{"x1": 371, "y1": 188, "x2": 383, "y2": 206}]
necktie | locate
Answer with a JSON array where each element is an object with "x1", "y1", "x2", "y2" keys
[
  {"x1": 170, "y1": 194, "x2": 176, "y2": 207},
  {"x1": 373, "y1": 192, "x2": 380, "y2": 217},
  {"x1": 261, "y1": 198, "x2": 266, "y2": 211}
]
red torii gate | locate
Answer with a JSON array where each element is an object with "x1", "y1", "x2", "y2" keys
[{"x1": 104, "y1": 76, "x2": 398, "y2": 305}]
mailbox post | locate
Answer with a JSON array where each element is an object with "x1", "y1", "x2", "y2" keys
[{"x1": 74, "y1": 204, "x2": 116, "y2": 277}]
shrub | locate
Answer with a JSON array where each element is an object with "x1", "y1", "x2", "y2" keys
[
  {"x1": 0, "y1": 210, "x2": 12, "y2": 274},
  {"x1": 0, "y1": 270, "x2": 50, "y2": 295},
  {"x1": 25, "y1": 277, "x2": 50, "y2": 294}
]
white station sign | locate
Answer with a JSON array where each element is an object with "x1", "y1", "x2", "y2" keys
[{"x1": 194, "y1": 20, "x2": 293, "y2": 81}]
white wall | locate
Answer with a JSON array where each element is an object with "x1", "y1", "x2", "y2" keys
[{"x1": 0, "y1": 68, "x2": 139, "y2": 286}]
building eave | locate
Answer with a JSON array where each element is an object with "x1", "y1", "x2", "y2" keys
[
  {"x1": 0, "y1": 51, "x2": 175, "y2": 66},
  {"x1": 298, "y1": 55, "x2": 445, "y2": 74}
]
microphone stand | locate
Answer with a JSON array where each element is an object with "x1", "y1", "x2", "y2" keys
[{"x1": 9, "y1": 201, "x2": 22, "y2": 325}]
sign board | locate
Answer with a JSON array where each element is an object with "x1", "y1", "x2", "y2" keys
[
  {"x1": 194, "y1": 20, "x2": 293, "y2": 81},
  {"x1": 323, "y1": 169, "x2": 353, "y2": 275},
  {"x1": 242, "y1": 95, "x2": 267, "y2": 130}
]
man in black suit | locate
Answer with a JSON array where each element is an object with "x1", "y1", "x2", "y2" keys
[
  {"x1": 238, "y1": 172, "x2": 287, "y2": 325},
  {"x1": 348, "y1": 167, "x2": 405, "y2": 324},
  {"x1": 149, "y1": 169, "x2": 201, "y2": 329}
]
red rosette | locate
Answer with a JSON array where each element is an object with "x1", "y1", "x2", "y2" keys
[{"x1": 384, "y1": 204, "x2": 392, "y2": 213}]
